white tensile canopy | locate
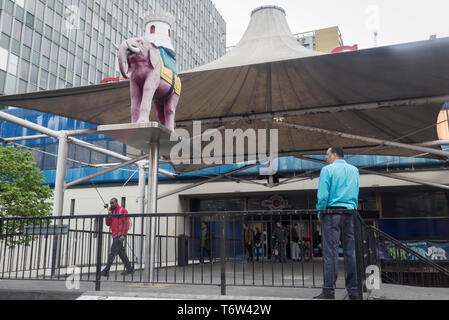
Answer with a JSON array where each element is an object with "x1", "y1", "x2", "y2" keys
[{"x1": 1, "y1": 6, "x2": 449, "y2": 172}]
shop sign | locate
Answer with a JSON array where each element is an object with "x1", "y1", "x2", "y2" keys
[
  {"x1": 261, "y1": 195, "x2": 290, "y2": 211},
  {"x1": 331, "y1": 44, "x2": 358, "y2": 53}
]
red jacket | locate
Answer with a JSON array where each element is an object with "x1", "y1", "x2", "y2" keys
[{"x1": 105, "y1": 205, "x2": 129, "y2": 237}]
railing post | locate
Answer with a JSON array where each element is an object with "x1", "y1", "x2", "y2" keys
[
  {"x1": 220, "y1": 214, "x2": 226, "y2": 296},
  {"x1": 95, "y1": 217, "x2": 104, "y2": 291},
  {"x1": 353, "y1": 212, "x2": 365, "y2": 299}
]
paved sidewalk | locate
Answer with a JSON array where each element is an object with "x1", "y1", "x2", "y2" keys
[
  {"x1": 0, "y1": 279, "x2": 350, "y2": 300},
  {"x1": 0, "y1": 279, "x2": 447, "y2": 300},
  {"x1": 368, "y1": 283, "x2": 449, "y2": 300}
]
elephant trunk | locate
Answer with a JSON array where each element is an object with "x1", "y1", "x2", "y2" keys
[{"x1": 118, "y1": 43, "x2": 129, "y2": 79}]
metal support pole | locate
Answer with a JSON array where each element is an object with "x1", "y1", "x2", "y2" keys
[
  {"x1": 354, "y1": 213, "x2": 365, "y2": 299},
  {"x1": 174, "y1": 95, "x2": 449, "y2": 127},
  {"x1": 0, "y1": 111, "x2": 175, "y2": 179},
  {"x1": 157, "y1": 161, "x2": 263, "y2": 200},
  {"x1": 2, "y1": 134, "x2": 50, "y2": 142},
  {"x1": 296, "y1": 155, "x2": 449, "y2": 191},
  {"x1": 95, "y1": 217, "x2": 104, "y2": 291},
  {"x1": 144, "y1": 141, "x2": 160, "y2": 283},
  {"x1": 51, "y1": 134, "x2": 68, "y2": 275},
  {"x1": 277, "y1": 121, "x2": 449, "y2": 159},
  {"x1": 136, "y1": 161, "x2": 146, "y2": 266},
  {"x1": 137, "y1": 161, "x2": 146, "y2": 214},
  {"x1": 65, "y1": 154, "x2": 147, "y2": 188},
  {"x1": 53, "y1": 134, "x2": 68, "y2": 217},
  {"x1": 220, "y1": 214, "x2": 226, "y2": 296}
]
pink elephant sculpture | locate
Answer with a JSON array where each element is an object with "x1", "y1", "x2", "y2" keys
[{"x1": 117, "y1": 37, "x2": 180, "y2": 131}]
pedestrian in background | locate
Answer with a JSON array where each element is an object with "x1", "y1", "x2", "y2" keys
[
  {"x1": 101, "y1": 198, "x2": 134, "y2": 277},
  {"x1": 290, "y1": 223, "x2": 300, "y2": 261},
  {"x1": 254, "y1": 227, "x2": 262, "y2": 261},
  {"x1": 273, "y1": 221, "x2": 287, "y2": 263},
  {"x1": 314, "y1": 146, "x2": 360, "y2": 300},
  {"x1": 199, "y1": 221, "x2": 212, "y2": 264},
  {"x1": 243, "y1": 223, "x2": 254, "y2": 262}
]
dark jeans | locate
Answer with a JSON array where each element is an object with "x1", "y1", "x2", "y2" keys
[
  {"x1": 103, "y1": 236, "x2": 133, "y2": 272},
  {"x1": 200, "y1": 246, "x2": 212, "y2": 263},
  {"x1": 255, "y1": 244, "x2": 261, "y2": 260},
  {"x1": 274, "y1": 240, "x2": 287, "y2": 262},
  {"x1": 321, "y1": 213, "x2": 358, "y2": 296},
  {"x1": 245, "y1": 243, "x2": 253, "y2": 261}
]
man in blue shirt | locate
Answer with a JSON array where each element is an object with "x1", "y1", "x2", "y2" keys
[{"x1": 314, "y1": 146, "x2": 360, "y2": 300}]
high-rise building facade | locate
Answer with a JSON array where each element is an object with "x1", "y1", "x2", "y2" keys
[
  {"x1": 0, "y1": 0, "x2": 226, "y2": 97},
  {"x1": 294, "y1": 26, "x2": 344, "y2": 53}
]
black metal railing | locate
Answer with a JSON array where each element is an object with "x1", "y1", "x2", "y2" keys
[
  {"x1": 0, "y1": 211, "x2": 338, "y2": 293},
  {"x1": 4, "y1": 210, "x2": 447, "y2": 296},
  {"x1": 364, "y1": 224, "x2": 449, "y2": 288}
]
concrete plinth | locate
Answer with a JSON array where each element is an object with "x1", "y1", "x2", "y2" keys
[{"x1": 97, "y1": 122, "x2": 180, "y2": 155}]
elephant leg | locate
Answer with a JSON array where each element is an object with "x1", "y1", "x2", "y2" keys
[
  {"x1": 138, "y1": 77, "x2": 160, "y2": 123},
  {"x1": 130, "y1": 80, "x2": 142, "y2": 123},
  {"x1": 164, "y1": 93, "x2": 179, "y2": 131},
  {"x1": 153, "y1": 100, "x2": 166, "y2": 126}
]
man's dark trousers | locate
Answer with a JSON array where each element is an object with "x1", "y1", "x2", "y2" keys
[
  {"x1": 245, "y1": 243, "x2": 253, "y2": 261},
  {"x1": 103, "y1": 236, "x2": 133, "y2": 272},
  {"x1": 321, "y1": 212, "x2": 358, "y2": 296},
  {"x1": 200, "y1": 246, "x2": 212, "y2": 263}
]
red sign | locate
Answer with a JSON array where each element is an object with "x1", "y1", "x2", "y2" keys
[
  {"x1": 331, "y1": 44, "x2": 358, "y2": 53},
  {"x1": 261, "y1": 195, "x2": 290, "y2": 210},
  {"x1": 100, "y1": 77, "x2": 129, "y2": 84}
]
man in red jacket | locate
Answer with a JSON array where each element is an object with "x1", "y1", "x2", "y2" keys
[{"x1": 101, "y1": 198, "x2": 134, "y2": 276}]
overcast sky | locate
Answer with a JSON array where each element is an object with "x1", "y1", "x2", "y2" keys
[{"x1": 212, "y1": 0, "x2": 449, "y2": 49}]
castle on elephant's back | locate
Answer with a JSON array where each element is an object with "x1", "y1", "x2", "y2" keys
[
  {"x1": 0, "y1": 0, "x2": 226, "y2": 96},
  {"x1": 144, "y1": 6, "x2": 178, "y2": 75},
  {"x1": 144, "y1": 6, "x2": 182, "y2": 99}
]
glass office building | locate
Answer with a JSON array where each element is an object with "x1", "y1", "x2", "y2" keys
[
  {"x1": 0, "y1": 0, "x2": 226, "y2": 174},
  {"x1": 0, "y1": 0, "x2": 226, "y2": 96}
]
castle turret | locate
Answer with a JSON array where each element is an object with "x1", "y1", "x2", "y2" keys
[{"x1": 144, "y1": 7, "x2": 176, "y2": 56}]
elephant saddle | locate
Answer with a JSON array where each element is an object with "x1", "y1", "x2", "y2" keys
[{"x1": 159, "y1": 56, "x2": 181, "y2": 96}]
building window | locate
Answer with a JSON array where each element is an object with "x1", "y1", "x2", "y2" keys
[
  {"x1": 121, "y1": 197, "x2": 126, "y2": 209},
  {"x1": 382, "y1": 192, "x2": 449, "y2": 218},
  {"x1": 0, "y1": 70, "x2": 5, "y2": 93},
  {"x1": 1, "y1": 12, "x2": 13, "y2": 36},
  {"x1": 12, "y1": 19, "x2": 23, "y2": 41},
  {"x1": 4, "y1": 74, "x2": 16, "y2": 94},
  {"x1": 40, "y1": 70, "x2": 48, "y2": 89},
  {"x1": 7, "y1": 54, "x2": 18, "y2": 76},
  {"x1": 0, "y1": 47, "x2": 8, "y2": 71},
  {"x1": 42, "y1": 37, "x2": 51, "y2": 58},
  {"x1": 23, "y1": 26, "x2": 33, "y2": 47},
  {"x1": 20, "y1": 59, "x2": 29, "y2": 80}
]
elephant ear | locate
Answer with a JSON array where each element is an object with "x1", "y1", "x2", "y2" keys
[{"x1": 148, "y1": 43, "x2": 161, "y2": 70}]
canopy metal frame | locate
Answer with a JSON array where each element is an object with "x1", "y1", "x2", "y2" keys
[{"x1": 2, "y1": 109, "x2": 449, "y2": 211}]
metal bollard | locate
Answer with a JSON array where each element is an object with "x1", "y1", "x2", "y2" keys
[
  {"x1": 353, "y1": 213, "x2": 365, "y2": 299},
  {"x1": 220, "y1": 214, "x2": 226, "y2": 296},
  {"x1": 95, "y1": 217, "x2": 104, "y2": 291}
]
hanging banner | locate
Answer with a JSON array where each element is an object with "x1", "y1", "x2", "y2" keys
[{"x1": 378, "y1": 240, "x2": 449, "y2": 261}]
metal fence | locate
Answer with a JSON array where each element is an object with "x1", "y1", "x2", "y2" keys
[
  {"x1": 1, "y1": 210, "x2": 448, "y2": 296},
  {"x1": 364, "y1": 224, "x2": 449, "y2": 287}
]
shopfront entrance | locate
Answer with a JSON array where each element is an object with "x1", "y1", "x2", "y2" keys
[{"x1": 189, "y1": 191, "x2": 379, "y2": 261}]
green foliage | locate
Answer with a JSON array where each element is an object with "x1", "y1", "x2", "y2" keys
[{"x1": 0, "y1": 146, "x2": 53, "y2": 246}]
